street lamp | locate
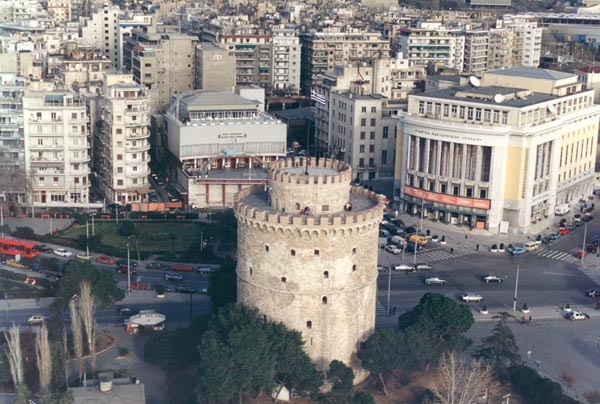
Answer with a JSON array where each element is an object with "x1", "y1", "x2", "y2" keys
[
  {"x1": 384, "y1": 255, "x2": 393, "y2": 316},
  {"x1": 582, "y1": 222, "x2": 588, "y2": 266},
  {"x1": 126, "y1": 241, "x2": 131, "y2": 296},
  {"x1": 512, "y1": 262, "x2": 520, "y2": 312}
]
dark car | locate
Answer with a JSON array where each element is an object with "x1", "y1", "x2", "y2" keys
[
  {"x1": 405, "y1": 242, "x2": 422, "y2": 253},
  {"x1": 28, "y1": 264, "x2": 46, "y2": 273},
  {"x1": 404, "y1": 226, "x2": 417, "y2": 235},
  {"x1": 176, "y1": 286, "x2": 198, "y2": 294},
  {"x1": 0, "y1": 255, "x2": 9, "y2": 264},
  {"x1": 118, "y1": 307, "x2": 137, "y2": 316},
  {"x1": 116, "y1": 259, "x2": 137, "y2": 268},
  {"x1": 37, "y1": 245, "x2": 54, "y2": 254},
  {"x1": 153, "y1": 284, "x2": 172, "y2": 293},
  {"x1": 116, "y1": 266, "x2": 137, "y2": 275},
  {"x1": 583, "y1": 214, "x2": 594, "y2": 222},
  {"x1": 146, "y1": 262, "x2": 166, "y2": 270}
]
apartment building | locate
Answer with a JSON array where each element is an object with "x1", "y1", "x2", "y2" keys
[
  {"x1": 499, "y1": 15, "x2": 543, "y2": 68},
  {"x1": 97, "y1": 72, "x2": 151, "y2": 204},
  {"x1": 328, "y1": 91, "x2": 397, "y2": 180},
  {"x1": 395, "y1": 67, "x2": 599, "y2": 233},
  {"x1": 194, "y1": 43, "x2": 236, "y2": 91},
  {"x1": 124, "y1": 29, "x2": 196, "y2": 113},
  {"x1": 299, "y1": 30, "x2": 390, "y2": 95},
  {"x1": 47, "y1": 0, "x2": 71, "y2": 24},
  {"x1": 23, "y1": 87, "x2": 91, "y2": 207},
  {"x1": 79, "y1": 4, "x2": 120, "y2": 67},
  {"x1": 463, "y1": 30, "x2": 489, "y2": 75},
  {"x1": 163, "y1": 89, "x2": 286, "y2": 208},
  {"x1": 0, "y1": 73, "x2": 26, "y2": 205},
  {"x1": 52, "y1": 46, "x2": 112, "y2": 89},
  {"x1": 270, "y1": 27, "x2": 301, "y2": 94}
]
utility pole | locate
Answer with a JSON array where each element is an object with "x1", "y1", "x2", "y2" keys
[
  {"x1": 582, "y1": 222, "x2": 588, "y2": 266},
  {"x1": 86, "y1": 220, "x2": 89, "y2": 257},
  {"x1": 413, "y1": 242, "x2": 418, "y2": 265},
  {"x1": 91, "y1": 213, "x2": 95, "y2": 236},
  {"x1": 127, "y1": 242, "x2": 131, "y2": 296},
  {"x1": 0, "y1": 204, "x2": 3, "y2": 227},
  {"x1": 513, "y1": 263, "x2": 520, "y2": 312},
  {"x1": 385, "y1": 256, "x2": 392, "y2": 316},
  {"x1": 116, "y1": 205, "x2": 119, "y2": 225},
  {"x1": 419, "y1": 199, "x2": 424, "y2": 234}
]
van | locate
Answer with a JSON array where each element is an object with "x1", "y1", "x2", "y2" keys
[
  {"x1": 554, "y1": 204, "x2": 570, "y2": 216},
  {"x1": 390, "y1": 235, "x2": 405, "y2": 246},
  {"x1": 408, "y1": 234, "x2": 428, "y2": 246},
  {"x1": 524, "y1": 241, "x2": 539, "y2": 252}
]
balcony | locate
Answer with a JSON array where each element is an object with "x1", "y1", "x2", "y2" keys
[
  {"x1": 125, "y1": 132, "x2": 150, "y2": 140},
  {"x1": 70, "y1": 155, "x2": 91, "y2": 163},
  {"x1": 125, "y1": 119, "x2": 149, "y2": 127},
  {"x1": 126, "y1": 143, "x2": 151, "y2": 152}
]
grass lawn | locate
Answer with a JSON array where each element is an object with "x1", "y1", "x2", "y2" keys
[{"x1": 57, "y1": 222, "x2": 207, "y2": 253}]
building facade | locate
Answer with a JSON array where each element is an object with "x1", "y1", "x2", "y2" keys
[
  {"x1": 270, "y1": 27, "x2": 301, "y2": 94},
  {"x1": 395, "y1": 67, "x2": 600, "y2": 234},
  {"x1": 235, "y1": 157, "x2": 385, "y2": 381},
  {"x1": 194, "y1": 43, "x2": 236, "y2": 91},
  {"x1": 23, "y1": 88, "x2": 91, "y2": 207},
  {"x1": 97, "y1": 72, "x2": 151, "y2": 204},
  {"x1": 163, "y1": 89, "x2": 286, "y2": 208}
]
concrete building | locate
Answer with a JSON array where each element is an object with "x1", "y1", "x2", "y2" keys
[
  {"x1": 499, "y1": 15, "x2": 543, "y2": 68},
  {"x1": 270, "y1": 27, "x2": 301, "y2": 94},
  {"x1": 299, "y1": 30, "x2": 390, "y2": 95},
  {"x1": 577, "y1": 65, "x2": 600, "y2": 104},
  {"x1": 124, "y1": 28, "x2": 196, "y2": 113},
  {"x1": 0, "y1": 73, "x2": 26, "y2": 205},
  {"x1": 97, "y1": 72, "x2": 151, "y2": 204},
  {"x1": 52, "y1": 46, "x2": 112, "y2": 89},
  {"x1": 47, "y1": 0, "x2": 71, "y2": 24},
  {"x1": 163, "y1": 89, "x2": 286, "y2": 208},
  {"x1": 395, "y1": 67, "x2": 600, "y2": 234},
  {"x1": 235, "y1": 157, "x2": 385, "y2": 381},
  {"x1": 463, "y1": 30, "x2": 489, "y2": 76},
  {"x1": 194, "y1": 43, "x2": 236, "y2": 91},
  {"x1": 79, "y1": 4, "x2": 120, "y2": 67},
  {"x1": 23, "y1": 86, "x2": 91, "y2": 207}
]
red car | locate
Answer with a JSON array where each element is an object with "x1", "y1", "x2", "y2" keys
[
  {"x1": 130, "y1": 282, "x2": 148, "y2": 290},
  {"x1": 170, "y1": 263, "x2": 193, "y2": 272},
  {"x1": 576, "y1": 249, "x2": 586, "y2": 258},
  {"x1": 96, "y1": 255, "x2": 115, "y2": 264},
  {"x1": 116, "y1": 266, "x2": 137, "y2": 275},
  {"x1": 558, "y1": 227, "x2": 570, "y2": 236}
]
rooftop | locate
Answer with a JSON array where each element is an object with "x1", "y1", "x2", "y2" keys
[
  {"x1": 180, "y1": 90, "x2": 258, "y2": 110},
  {"x1": 486, "y1": 67, "x2": 574, "y2": 81},
  {"x1": 418, "y1": 85, "x2": 556, "y2": 108}
]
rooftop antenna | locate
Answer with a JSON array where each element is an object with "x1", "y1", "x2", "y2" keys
[{"x1": 469, "y1": 76, "x2": 480, "y2": 87}]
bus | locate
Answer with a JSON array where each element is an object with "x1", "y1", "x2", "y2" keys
[{"x1": 0, "y1": 237, "x2": 39, "y2": 259}]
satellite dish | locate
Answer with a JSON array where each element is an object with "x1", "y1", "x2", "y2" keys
[
  {"x1": 493, "y1": 94, "x2": 505, "y2": 103},
  {"x1": 469, "y1": 76, "x2": 480, "y2": 87},
  {"x1": 547, "y1": 104, "x2": 557, "y2": 114}
]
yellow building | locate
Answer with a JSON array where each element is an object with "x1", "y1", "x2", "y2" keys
[{"x1": 395, "y1": 67, "x2": 600, "y2": 234}]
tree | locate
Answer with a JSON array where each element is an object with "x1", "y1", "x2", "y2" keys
[
  {"x1": 352, "y1": 392, "x2": 376, "y2": 404},
  {"x1": 12, "y1": 226, "x2": 35, "y2": 239},
  {"x1": 208, "y1": 257, "x2": 237, "y2": 313},
  {"x1": 475, "y1": 313, "x2": 521, "y2": 370},
  {"x1": 431, "y1": 352, "x2": 494, "y2": 404},
  {"x1": 4, "y1": 324, "x2": 24, "y2": 389},
  {"x1": 117, "y1": 220, "x2": 135, "y2": 237},
  {"x1": 69, "y1": 300, "x2": 84, "y2": 381},
  {"x1": 78, "y1": 281, "x2": 97, "y2": 372},
  {"x1": 328, "y1": 360, "x2": 355, "y2": 404},
  {"x1": 507, "y1": 366, "x2": 579, "y2": 404},
  {"x1": 51, "y1": 260, "x2": 124, "y2": 311},
  {"x1": 35, "y1": 323, "x2": 52, "y2": 393},
  {"x1": 40, "y1": 257, "x2": 60, "y2": 274},
  {"x1": 357, "y1": 328, "x2": 401, "y2": 395}
]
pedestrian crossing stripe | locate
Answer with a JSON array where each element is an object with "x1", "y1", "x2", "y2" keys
[
  {"x1": 376, "y1": 299, "x2": 387, "y2": 316},
  {"x1": 532, "y1": 249, "x2": 578, "y2": 263},
  {"x1": 402, "y1": 247, "x2": 474, "y2": 264}
]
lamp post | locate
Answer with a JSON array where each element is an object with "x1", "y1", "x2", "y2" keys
[
  {"x1": 384, "y1": 255, "x2": 393, "y2": 316},
  {"x1": 512, "y1": 262, "x2": 520, "y2": 312},
  {"x1": 91, "y1": 213, "x2": 95, "y2": 236},
  {"x1": 85, "y1": 220, "x2": 89, "y2": 257},
  {"x1": 413, "y1": 241, "x2": 418, "y2": 265},
  {"x1": 419, "y1": 199, "x2": 425, "y2": 234},
  {"x1": 127, "y1": 242, "x2": 131, "y2": 296},
  {"x1": 582, "y1": 222, "x2": 588, "y2": 266}
]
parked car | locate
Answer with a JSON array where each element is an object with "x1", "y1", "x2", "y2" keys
[
  {"x1": 37, "y1": 245, "x2": 53, "y2": 254},
  {"x1": 557, "y1": 227, "x2": 570, "y2": 236},
  {"x1": 176, "y1": 286, "x2": 198, "y2": 294},
  {"x1": 96, "y1": 255, "x2": 115, "y2": 264},
  {"x1": 146, "y1": 262, "x2": 166, "y2": 270},
  {"x1": 507, "y1": 245, "x2": 526, "y2": 255},
  {"x1": 116, "y1": 259, "x2": 137, "y2": 268},
  {"x1": 414, "y1": 263, "x2": 434, "y2": 271},
  {"x1": 404, "y1": 226, "x2": 417, "y2": 235},
  {"x1": 394, "y1": 263, "x2": 414, "y2": 271},
  {"x1": 586, "y1": 243, "x2": 599, "y2": 253},
  {"x1": 424, "y1": 277, "x2": 446, "y2": 285},
  {"x1": 117, "y1": 307, "x2": 137, "y2": 316},
  {"x1": 75, "y1": 253, "x2": 92, "y2": 261},
  {"x1": 408, "y1": 234, "x2": 428, "y2": 246},
  {"x1": 384, "y1": 245, "x2": 402, "y2": 255},
  {"x1": 405, "y1": 243, "x2": 422, "y2": 253},
  {"x1": 196, "y1": 266, "x2": 217, "y2": 274},
  {"x1": 482, "y1": 275, "x2": 504, "y2": 283},
  {"x1": 24, "y1": 277, "x2": 36, "y2": 285},
  {"x1": 170, "y1": 263, "x2": 193, "y2": 272},
  {"x1": 27, "y1": 315, "x2": 45, "y2": 325},
  {"x1": 116, "y1": 266, "x2": 137, "y2": 275},
  {"x1": 460, "y1": 293, "x2": 483, "y2": 302},
  {"x1": 377, "y1": 265, "x2": 389, "y2": 272},
  {"x1": 54, "y1": 248, "x2": 73, "y2": 257},
  {"x1": 585, "y1": 289, "x2": 600, "y2": 297},
  {"x1": 153, "y1": 284, "x2": 172, "y2": 293},
  {"x1": 0, "y1": 255, "x2": 8, "y2": 264},
  {"x1": 164, "y1": 272, "x2": 184, "y2": 282},
  {"x1": 565, "y1": 311, "x2": 589, "y2": 321},
  {"x1": 130, "y1": 282, "x2": 148, "y2": 290},
  {"x1": 549, "y1": 232, "x2": 561, "y2": 241},
  {"x1": 28, "y1": 264, "x2": 45, "y2": 273}
]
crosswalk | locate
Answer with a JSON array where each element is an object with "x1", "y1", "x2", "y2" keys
[
  {"x1": 403, "y1": 247, "x2": 475, "y2": 264},
  {"x1": 579, "y1": 266, "x2": 600, "y2": 286},
  {"x1": 531, "y1": 248, "x2": 579, "y2": 264},
  {"x1": 376, "y1": 299, "x2": 388, "y2": 316}
]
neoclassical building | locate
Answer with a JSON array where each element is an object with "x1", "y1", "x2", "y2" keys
[
  {"x1": 235, "y1": 157, "x2": 385, "y2": 381},
  {"x1": 395, "y1": 67, "x2": 600, "y2": 234}
]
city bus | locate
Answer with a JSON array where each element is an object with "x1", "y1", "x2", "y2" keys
[{"x1": 0, "y1": 237, "x2": 40, "y2": 259}]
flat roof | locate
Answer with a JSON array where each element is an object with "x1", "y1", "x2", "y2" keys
[
  {"x1": 486, "y1": 67, "x2": 575, "y2": 81},
  {"x1": 179, "y1": 90, "x2": 257, "y2": 110},
  {"x1": 418, "y1": 85, "x2": 556, "y2": 108}
]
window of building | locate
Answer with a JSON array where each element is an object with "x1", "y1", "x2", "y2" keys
[
  {"x1": 117, "y1": 180, "x2": 123, "y2": 186},
  {"x1": 480, "y1": 189, "x2": 487, "y2": 199},
  {"x1": 291, "y1": 249, "x2": 295, "y2": 256},
  {"x1": 419, "y1": 101, "x2": 425, "y2": 114},
  {"x1": 360, "y1": 132, "x2": 365, "y2": 139},
  {"x1": 352, "y1": 247, "x2": 357, "y2": 254},
  {"x1": 371, "y1": 106, "x2": 377, "y2": 113},
  {"x1": 370, "y1": 118, "x2": 376, "y2": 126},
  {"x1": 466, "y1": 188, "x2": 473, "y2": 197},
  {"x1": 314, "y1": 250, "x2": 319, "y2": 255},
  {"x1": 370, "y1": 131, "x2": 375, "y2": 139},
  {"x1": 369, "y1": 145, "x2": 375, "y2": 153},
  {"x1": 117, "y1": 154, "x2": 123, "y2": 160},
  {"x1": 352, "y1": 264, "x2": 357, "y2": 272},
  {"x1": 322, "y1": 205, "x2": 329, "y2": 211},
  {"x1": 453, "y1": 186, "x2": 459, "y2": 196},
  {"x1": 117, "y1": 167, "x2": 123, "y2": 173},
  {"x1": 441, "y1": 183, "x2": 447, "y2": 193},
  {"x1": 323, "y1": 271, "x2": 329, "y2": 278},
  {"x1": 265, "y1": 245, "x2": 269, "y2": 252},
  {"x1": 361, "y1": 106, "x2": 367, "y2": 113},
  {"x1": 322, "y1": 296, "x2": 328, "y2": 304},
  {"x1": 359, "y1": 158, "x2": 364, "y2": 167},
  {"x1": 360, "y1": 145, "x2": 365, "y2": 153},
  {"x1": 383, "y1": 127, "x2": 389, "y2": 138},
  {"x1": 38, "y1": 177, "x2": 44, "y2": 184},
  {"x1": 306, "y1": 321, "x2": 312, "y2": 329},
  {"x1": 381, "y1": 150, "x2": 387, "y2": 165},
  {"x1": 360, "y1": 118, "x2": 366, "y2": 126},
  {"x1": 281, "y1": 277, "x2": 286, "y2": 283}
]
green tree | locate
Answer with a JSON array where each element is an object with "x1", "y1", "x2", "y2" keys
[
  {"x1": 475, "y1": 313, "x2": 521, "y2": 370},
  {"x1": 40, "y1": 257, "x2": 60, "y2": 274},
  {"x1": 12, "y1": 226, "x2": 35, "y2": 239},
  {"x1": 208, "y1": 257, "x2": 237, "y2": 313},
  {"x1": 117, "y1": 220, "x2": 135, "y2": 237},
  {"x1": 352, "y1": 392, "x2": 376, "y2": 404},
  {"x1": 51, "y1": 260, "x2": 124, "y2": 311},
  {"x1": 74, "y1": 213, "x2": 88, "y2": 225},
  {"x1": 357, "y1": 328, "x2": 401, "y2": 395},
  {"x1": 328, "y1": 360, "x2": 355, "y2": 404},
  {"x1": 507, "y1": 366, "x2": 579, "y2": 404}
]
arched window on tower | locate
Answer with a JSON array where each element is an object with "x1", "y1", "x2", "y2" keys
[{"x1": 322, "y1": 296, "x2": 328, "y2": 304}]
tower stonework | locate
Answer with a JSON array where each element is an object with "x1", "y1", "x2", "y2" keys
[{"x1": 234, "y1": 157, "x2": 385, "y2": 382}]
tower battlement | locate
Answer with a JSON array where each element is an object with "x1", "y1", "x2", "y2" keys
[{"x1": 268, "y1": 157, "x2": 353, "y2": 186}]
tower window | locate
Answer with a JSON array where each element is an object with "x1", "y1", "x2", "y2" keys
[
  {"x1": 352, "y1": 265, "x2": 357, "y2": 272},
  {"x1": 352, "y1": 247, "x2": 357, "y2": 254},
  {"x1": 249, "y1": 267, "x2": 253, "y2": 276},
  {"x1": 322, "y1": 205, "x2": 329, "y2": 211},
  {"x1": 306, "y1": 321, "x2": 312, "y2": 329},
  {"x1": 281, "y1": 277, "x2": 287, "y2": 283},
  {"x1": 314, "y1": 249, "x2": 319, "y2": 255},
  {"x1": 263, "y1": 315, "x2": 267, "y2": 322},
  {"x1": 323, "y1": 271, "x2": 329, "y2": 278},
  {"x1": 265, "y1": 245, "x2": 269, "y2": 252},
  {"x1": 295, "y1": 203, "x2": 300, "y2": 210},
  {"x1": 291, "y1": 249, "x2": 296, "y2": 256},
  {"x1": 322, "y1": 296, "x2": 328, "y2": 304}
]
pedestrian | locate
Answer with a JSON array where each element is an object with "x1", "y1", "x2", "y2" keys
[
  {"x1": 535, "y1": 360, "x2": 540, "y2": 369},
  {"x1": 393, "y1": 305, "x2": 397, "y2": 315},
  {"x1": 529, "y1": 316, "x2": 532, "y2": 324},
  {"x1": 450, "y1": 247, "x2": 454, "y2": 254},
  {"x1": 476, "y1": 243, "x2": 479, "y2": 251}
]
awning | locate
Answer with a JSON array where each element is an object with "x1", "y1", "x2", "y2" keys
[{"x1": 136, "y1": 188, "x2": 153, "y2": 195}]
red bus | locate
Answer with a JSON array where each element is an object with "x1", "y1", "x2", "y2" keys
[{"x1": 0, "y1": 237, "x2": 39, "y2": 259}]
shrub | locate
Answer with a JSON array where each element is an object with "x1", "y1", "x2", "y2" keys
[
  {"x1": 491, "y1": 244, "x2": 498, "y2": 250},
  {"x1": 584, "y1": 390, "x2": 600, "y2": 403},
  {"x1": 441, "y1": 235, "x2": 446, "y2": 242},
  {"x1": 499, "y1": 243, "x2": 505, "y2": 249},
  {"x1": 75, "y1": 213, "x2": 89, "y2": 225},
  {"x1": 352, "y1": 392, "x2": 375, "y2": 404},
  {"x1": 117, "y1": 220, "x2": 135, "y2": 237},
  {"x1": 13, "y1": 226, "x2": 35, "y2": 239},
  {"x1": 507, "y1": 366, "x2": 579, "y2": 404}
]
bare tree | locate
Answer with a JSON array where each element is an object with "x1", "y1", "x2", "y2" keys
[
  {"x1": 35, "y1": 323, "x2": 52, "y2": 392},
  {"x1": 431, "y1": 352, "x2": 494, "y2": 404},
  {"x1": 4, "y1": 324, "x2": 24, "y2": 389},
  {"x1": 78, "y1": 281, "x2": 97, "y2": 372},
  {"x1": 69, "y1": 299, "x2": 84, "y2": 381}
]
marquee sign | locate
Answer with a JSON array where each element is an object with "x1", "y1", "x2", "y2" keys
[{"x1": 404, "y1": 185, "x2": 491, "y2": 210}]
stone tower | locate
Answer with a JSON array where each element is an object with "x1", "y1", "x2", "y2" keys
[{"x1": 234, "y1": 157, "x2": 385, "y2": 382}]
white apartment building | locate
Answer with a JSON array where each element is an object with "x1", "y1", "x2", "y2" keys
[
  {"x1": 499, "y1": 15, "x2": 543, "y2": 68},
  {"x1": 464, "y1": 30, "x2": 489, "y2": 75},
  {"x1": 79, "y1": 4, "x2": 119, "y2": 67},
  {"x1": 329, "y1": 91, "x2": 397, "y2": 181},
  {"x1": 97, "y1": 72, "x2": 151, "y2": 204},
  {"x1": 396, "y1": 67, "x2": 599, "y2": 234},
  {"x1": 397, "y1": 22, "x2": 466, "y2": 72},
  {"x1": 271, "y1": 27, "x2": 301, "y2": 94},
  {"x1": 23, "y1": 88, "x2": 91, "y2": 207}
]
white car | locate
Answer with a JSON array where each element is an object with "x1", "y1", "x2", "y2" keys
[
  {"x1": 27, "y1": 315, "x2": 45, "y2": 326},
  {"x1": 482, "y1": 275, "x2": 504, "y2": 283},
  {"x1": 394, "y1": 263, "x2": 414, "y2": 271},
  {"x1": 460, "y1": 293, "x2": 483, "y2": 302},
  {"x1": 54, "y1": 248, "x2": 73, "y2": 257},
  {"x1": 425, "y1": 277, "x2": 446, "y2": 285},
  {"x1": 75, "y1": 253, "x2": 92, "y2": 261},
  {"x1": 566, "y1": 311, "x2": 590, "y2": 321},
  {"x1": 377, "y1": 265, "x2": 389, "y2": 272},
  {"x1": 385, "y1": 245, "x2": 402, "y2": 255}
]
